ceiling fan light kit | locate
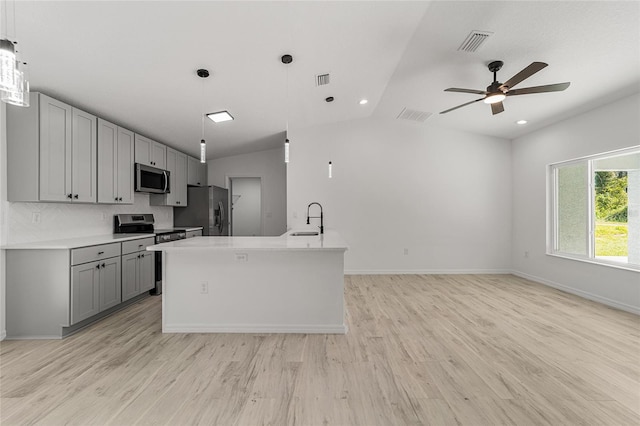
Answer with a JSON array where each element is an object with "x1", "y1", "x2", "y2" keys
[{"x1": 441, "y1": 60, "x2": 570, "y2": 115}]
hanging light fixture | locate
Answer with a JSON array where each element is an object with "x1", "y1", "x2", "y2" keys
[
  {"x1": 197, "y1": 68, "x2": 209, "y2": 163},
  {"x1": 0, "y1": 0, "x2": 29, "y2": 107},
  {"x1": 1, "y1": 59, "x2": 29, "y2": 107},
  {"x1": 328, "y1": 161, "x2": 333, "y2": 179},
  {"x1": 0, "y1": 38, "x2": 16, "y2": 93},
  {"x1": 282, "y1": 54, "x2": 293, "y2": 163}
]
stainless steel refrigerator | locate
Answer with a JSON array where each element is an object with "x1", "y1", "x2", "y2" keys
[{"x1": 174, "y1": 185, "x2": 229, "y2": 236}]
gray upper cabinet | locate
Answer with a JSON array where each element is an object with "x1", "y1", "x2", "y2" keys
[
  {"x1": 7, "y1": 92, "x2": 97, "y2": 203},
  {"x1": 98, "y1": 119, "x2": 134, "y2": 204},
  {"x1": 150, "y1": 147, "x2": 187, "y2": 207},
  {"x1": 135, "y1": 134, "x2": 166, "y2": 169},
  {"x1": 187, "y1": 155, "x2": 208, "y2": 187}
]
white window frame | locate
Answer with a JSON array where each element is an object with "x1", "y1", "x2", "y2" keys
[{"x1": 547, "y1": 146, "x2": 640, "y2": 272}]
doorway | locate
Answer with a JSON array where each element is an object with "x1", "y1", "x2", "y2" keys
[{"x1": 229, "y1": 177, "x2": 262, "y2": 236}]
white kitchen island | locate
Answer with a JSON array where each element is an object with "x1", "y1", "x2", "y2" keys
[{"x1": 148, "y1": 230, "x2": 348, "y2": 334}]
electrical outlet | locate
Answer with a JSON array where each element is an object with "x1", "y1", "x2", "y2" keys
[
  {"x1": 403, "y1": 248, "x2": 409, "y2": 255},
  {"x1": 200, "y1": 282, "x2": 208, "y2": 294},
  {"x1": 32, "y1": 212, "x2": 41, "y2": 224},
  {"x1": 235, "y1": 253, "x2": 248, "y2": 262}
]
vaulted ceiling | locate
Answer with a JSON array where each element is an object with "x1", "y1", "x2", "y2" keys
[{"x1": 9, "y1": 1, "x2": 640, "y2": 159}]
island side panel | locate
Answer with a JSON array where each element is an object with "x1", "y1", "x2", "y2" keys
[{"x1": 162, "y1": 249, "x2": 346, "y2": 333}]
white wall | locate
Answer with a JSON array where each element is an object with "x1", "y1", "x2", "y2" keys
[
  {"x1": 288, "y1": 117, "x2": 512, "y2": 274},
  {"x1": 230, "y1": 177, "x2": 262, "y2": 236},
  {"x1": 208, "y1": 147, "x2": 287, "y2": 237},
  {"x1": 511, "y1": 93, "x2": 640, "y2": 314}
]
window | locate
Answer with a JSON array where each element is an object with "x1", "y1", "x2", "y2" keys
[{"x1": 549, "y1": 147, "x2": 640, "y2": 270}]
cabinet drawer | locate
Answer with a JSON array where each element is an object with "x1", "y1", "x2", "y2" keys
[
  {"x1": 71, "y1": 243, "x2": 121, "y2": 266},
  {"x1": 122, "y1": 237, "x2": 156, "y2": 255}
]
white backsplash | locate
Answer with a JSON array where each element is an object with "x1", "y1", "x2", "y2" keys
[{"x1": 3, "y1": 193, "x2": 173, "y2": 244}]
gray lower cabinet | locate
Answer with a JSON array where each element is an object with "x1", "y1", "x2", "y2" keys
[
  {"x1": 122, "y1": 251, "x2": 153, "y2": 301},
  {"x1": 5, "y1": 237, "x2": 150, "y2": 339},
  {"x1": 71, "y1": 256, "x2": 121, "y2": 324},
  {"x1": 122, "y1": 236, "x2": 155, "y2": 301}
]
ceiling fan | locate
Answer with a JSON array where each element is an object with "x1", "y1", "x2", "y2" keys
[{"x1": 440, "y1": 61, "x2": 570, "y2": 115}]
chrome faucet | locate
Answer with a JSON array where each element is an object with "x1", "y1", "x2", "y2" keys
[{"x1": 306, "y1": 202, "x2": 324, "y2": 234}]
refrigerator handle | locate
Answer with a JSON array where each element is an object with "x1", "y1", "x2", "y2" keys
[{"x1": 219, "y1": 201, "x2": 225, "y2": 233}]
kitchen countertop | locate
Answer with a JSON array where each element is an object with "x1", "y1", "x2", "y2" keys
[
  {"x1": 1, "y1": 233, "x2": 155, "y2": 250},
  {"x1": 148, "y1": 230, "x2": 348, "y2": 252}
]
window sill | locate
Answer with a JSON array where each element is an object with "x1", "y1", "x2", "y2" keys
[{"x1": 547, "y1": 252, "x2": 640, "y2": 273}]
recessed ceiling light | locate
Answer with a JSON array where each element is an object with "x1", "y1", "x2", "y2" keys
[
  {"x1": 516, "y1": 119, "x2": 528, "y2": 125},
  {"x1": 207, "y1": 111, "x2": 234, "y2": 123},
  {"x1": 359, "y1": 99, "x2": 368, "y2": 105}
]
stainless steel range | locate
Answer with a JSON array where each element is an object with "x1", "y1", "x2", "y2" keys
[{"x1": 114, "y1": 214, "x2": 186, "y2": 295}]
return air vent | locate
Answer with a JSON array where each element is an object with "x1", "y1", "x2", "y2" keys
[
  {"x1": 316, "y1": 73, "x2": 330, "y2": 86},
  {"x1": 397, "y1": 108, "x2": 432, "y2": 123},
  {"x1": 458, "y1": 30, "x2": 493, "y2": 52}
]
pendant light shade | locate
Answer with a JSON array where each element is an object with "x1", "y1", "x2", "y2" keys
[
  {"x1": 200, "y1": 139, "x2": 206, "y2": 163},
  {"x1": 0, "y1": 39, "x2": 16, "y2": 92},
  {"x1": 328, "y1": 161, "x2": 333, "y2": 179},
  {"x1": 1, "y1": 60, "x2": 29, "y2": 107}
]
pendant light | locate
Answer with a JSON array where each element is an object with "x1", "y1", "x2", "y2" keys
[
  {"x1": 1, "y1": 59, "x2": 29, "y2": 107},
  {"x1": 328, "y1": 161, "x2": 333, "y2": 179},
  {"x1": 197, "y1": 68, "x2": 209, "y2": 163},
  {"x1": 0, "y1": 38, "x2": 16, "y2": 92},
  {"x1": 282, "y1": 54, "x2": 293, "y2": 163},
  {"x1": 0, "y1": 0, "x2": 29, "y2": 107}
]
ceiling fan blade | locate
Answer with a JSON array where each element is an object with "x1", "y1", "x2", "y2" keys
[
  {"x1": 506, "y1": 82, "x2": 570, "y2": 96},
  {"x1": 499, "y1": 62, "x2": 548, "y2": 90},
  {"x1": 440, "y1": 97, "x2": 485, "y2": 114},
  {"x1": 491, "y1": 101, "x2": 504, "y2": 115},
  {"x1": 444, "y1": 88, "x2": 487, "y2": 95}
]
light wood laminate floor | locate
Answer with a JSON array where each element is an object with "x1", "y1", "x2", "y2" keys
[{"x1": 1, "y1": 274, "x2": 639, "y2": 425}]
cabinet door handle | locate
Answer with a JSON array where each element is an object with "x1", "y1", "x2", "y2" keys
[
  {"x1": 115, "y1": 197, "x2": 119, "y2": 201},
  {"x1": 96, "y1": 264, "x2": 100, "y2": 269},
  {"x1": 138, "y1": 244, "x2": 144, "y2": 248},
  {"x1": 74, "y1": 194, "x2": 79, "y2": 199},
  {"x1": 101, "y1": 263, "x2": 105, "y2": 268},
  {"x1": 140, "y1": 254, "x2": 145, "y2": 258},
  {"x1": 137, "y1": 254, "x2": 141, "y2": 258},
  {"x1": 97, "y1": 251, "x2": 104, "y2": 255},
  {"x1": 119, "y1": 197, "x2": 123, "y2": 201},
  {"x1": 67, "y1": 193, "x2": 73, "y2": 199}
]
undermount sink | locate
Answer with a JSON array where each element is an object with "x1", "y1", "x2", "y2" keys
[{"x1": 290, "y1": 231, "x2": 319, "y2": 236}]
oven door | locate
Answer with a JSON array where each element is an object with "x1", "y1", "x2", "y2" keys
[{"x1": 135, "y1": 163, "x2": 170, "y2": 194}]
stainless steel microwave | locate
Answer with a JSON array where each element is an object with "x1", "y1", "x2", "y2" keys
[{"x1": 135, "y1": 163, "x2": 170, "y2": 194}]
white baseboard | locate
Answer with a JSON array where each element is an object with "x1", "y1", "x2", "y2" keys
[
  {"x1": 163, "y1": 323, "x2": 348, "y2": 334},
  {"x1": 345, "y1": 269, "x2": 511, "y2": 275},
  {"x1": 0, "y1": 330, "x2": 5, "y2": 341},
  {"x1": 511, "y1": 270, "x2": 640, "y2": 315}
]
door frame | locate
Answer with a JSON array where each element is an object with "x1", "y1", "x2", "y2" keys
[{"x1": 226, "y1": 175, "x2": 264, "y2": 236}]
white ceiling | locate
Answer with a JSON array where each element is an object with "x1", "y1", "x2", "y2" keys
[{"x1": 7, "y1": 1, "x2": 640, "y2": 159}]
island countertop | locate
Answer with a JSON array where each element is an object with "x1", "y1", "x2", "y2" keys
[{"x1": 147, "y1": 230, "x2": 348, "y2": 252}]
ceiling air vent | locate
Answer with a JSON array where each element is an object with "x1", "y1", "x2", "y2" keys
[
  {"x1": 458, "y1": 30, "x2": 493, "y2": 53},
  {"x1": 316, "y1": 73, "x2": 330, "y2": 86},
  {"x1": 397, "y1": 108, "x2": 432, "y2": 123}
]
